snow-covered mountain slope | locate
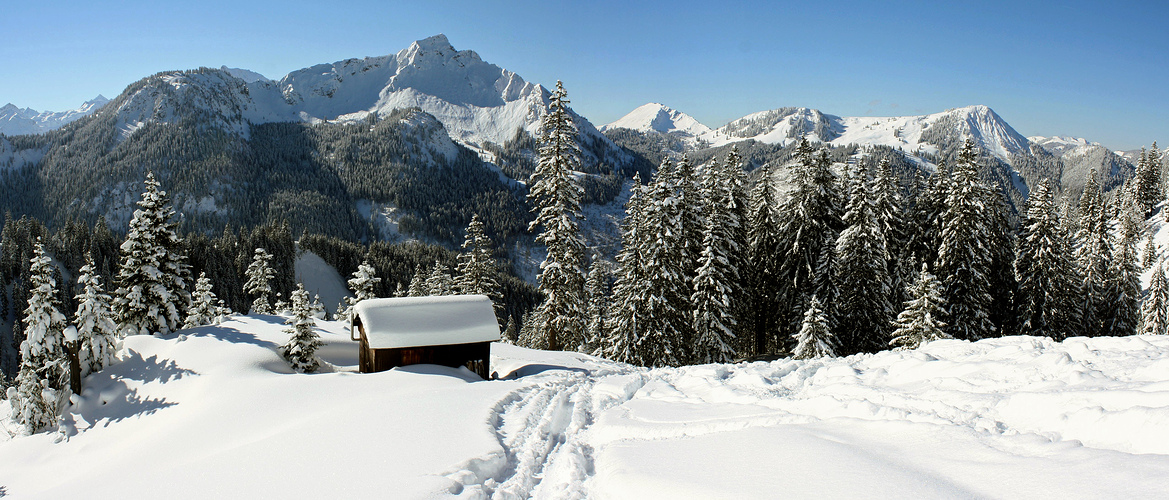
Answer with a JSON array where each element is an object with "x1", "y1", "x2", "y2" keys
[
  {"x1": 601, "y1": 103, "x2": 713, "y2": 145},
  {"x1": 0, "y1": 96, "x2": 109, "y2": 136},
  {"x1": 702, "y1": 104, "x2": 1032, "y2": 164},
  {"x1": 220, "y1": 66, "x2": 269, "y2": 83},
  {"x1": 77, "y1": 34, "x2": 628, "y2": 169},
  {"x1": 1030, "y1": 135, "x2": 1098, "y2": 157},
  {"x1": 607, "y1": 103, "x2": 1034, "y2": 166},
  {"x1": 3, "y1": 318, "x2": 1169, "y2": 498}
]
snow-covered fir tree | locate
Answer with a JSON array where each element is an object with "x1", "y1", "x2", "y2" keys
[
  {"x1": 74, "y1": 255, "x2": 120, "y2": 376},
  {"x1": 527, "y1": 80, "x2": 586, "y2": 352},
  {"x1": 114, "y1": 172, "x2": 191, "y2": 336},
  {"x1": 349, "y1": 260, "x2": 381, "y2": 302},
  {"x1": 407, "y1": 264, "x2": 427, "y2": 297},
  {"x1": 744, "y1": 166, "x2": 783, "y2": 356},
  {"x1": 425, "y1": 261, "x2": 456, "y2": 296},
  {"x1": 1143, "y1": 235, "x2": 1158, "y2": 270},
  {"x1": 691, "y1": 225, "x2": 738, "y2": 364},
  {"x1": 1075, "y1": 173, "x2": 1114, "y2": 337},
  {"x1": 606, "y1": 175, "x2": 648, "y2": 364},
  {"x1": 791, "y1": 295, "x2": 836, "y2": 359},
  {"x1": 775, "y1": 141, "x2": 843, "y2": 350},
  {"x1": 1135, "y1": 147, "x2": 1164, "y2": 218},
  {"x1": 833, "y1": 161, "x2": 893, "y2": 354},
  {"x1": 502, "y1": 315, "x2": 518, "y2": 345},
  {"x1": 889, "y1": 264, "x2": 950, "y2": 351},
  {"x1": 689, "y1": 151, "x2": 746, "y2": 363},
  {"x1": 583, "y1": 258, "x2": 610, "y2": 356},
  {"x1": 906, "y1": 163, "x2": 950, "y2": 268},
  {"x1": 1140, "y1": 264, "x2": 1169, "y2": 336},
  {"x1": 937, "y1": 140, "x2": 996, "y2": 341},
  {"x1": 872, "y1": 158, "x2": 910, "y2": 307},
  {"x1": 1108, "y1": 198, "x2": 1142, "y2": 336},
  {"x1": 280, "y1": 284, "x2": 321, "y2": 373},
  {"x1": 10, "y1": 241, "x2": 70, "y2": 433},
  {"x1": 670, "y1": 155, "x2": 706, "y2": 288},
  {"x1": 184, "y1": 272, "x2": 222, "y2": 329},
  {"x1": 1015, "y1": 180, "x2": 1081, "y2": 340},
  {"x1": 244, "y1": 248, "x2": 275, "y2": 314},
  {"x1": 456, "y1": 215, "x2": 501, "y2": 310}
]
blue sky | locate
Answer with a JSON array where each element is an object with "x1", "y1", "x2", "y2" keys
[{"x1": 2, "y1": 0, "x2": 1165, "y2": 150}]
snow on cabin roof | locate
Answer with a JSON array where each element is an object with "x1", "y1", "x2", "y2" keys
[{"x1": 352, "y1": 295, "x2": 500, "y2": 349}]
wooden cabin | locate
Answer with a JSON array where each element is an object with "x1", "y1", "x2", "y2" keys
[{"x1": 350, "y1": 295, "x2": 500, "y2": 379}]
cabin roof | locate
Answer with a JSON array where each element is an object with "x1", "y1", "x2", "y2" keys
[{"x1": 352, "y1": 295, "x2": 500, "y2": 349}]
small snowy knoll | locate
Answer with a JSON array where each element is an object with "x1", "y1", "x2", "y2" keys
[{"x1": 3, "y1": 321, "x2": 1169, "y2": 498}]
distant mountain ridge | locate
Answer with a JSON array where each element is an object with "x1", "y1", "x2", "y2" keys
[{"x1": 0, "y1": 96, "x2": 109, "y2": 135}]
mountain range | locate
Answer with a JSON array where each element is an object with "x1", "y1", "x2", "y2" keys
[
  {"x1": 0, "y1": 96, "x2": 110, "y2": 136},
  {"x1": 1, "y1": 34, "x2": 1161, "y2": 247}
]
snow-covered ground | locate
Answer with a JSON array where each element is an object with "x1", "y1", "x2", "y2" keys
[{"x1": 4, "y1": 316, "x2": 1169, "y2": 498}]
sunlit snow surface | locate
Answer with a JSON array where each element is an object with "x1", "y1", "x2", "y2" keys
[{"x1": 3, "y1": 317, "x2": 1169, "y2": 498}]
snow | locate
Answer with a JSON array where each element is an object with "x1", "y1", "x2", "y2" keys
[
  {"x1": 3, "y1": 316, "x2": 1169, "y2": 498},
  {"x1": 353, "y1": 295, "x2": 500, "y2": 349},
  {"x1": 294, "y1": 249, "x2": 351, "y2": 316}
]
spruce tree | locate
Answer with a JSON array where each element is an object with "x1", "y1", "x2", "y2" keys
[
  {"x1": 114, "y1": 172, "x2": 190, "y2": 335},
  {"x1": 527, "y1": 80, "x2": 586, "y2": 352},
  {"x1": 832, "y1": 161, "x2": 893, "y2": 354},
  {"x1": 1143, "y1": 235, "x2": 1159, "y2": 270},
  {"x1": 872, "y1": 158, "x2": 910, "y2": 307},
  {"x1": 1109, "y1": 199, "x2": 1142, "y2": 336},
  {"x1": 425, "y1": 261, "x2": 456, "y2": 296},
  {"x1": 1140, "y1": 264, "x2": 1169, "y2": 336},
  {"x1": 583, "y1": 259, "x2": 609, "y2": 356},
  {"x1": 244, "y1": 248, "x2": 275, "y2": 314},
  {"x1": 691, "y1": 225, "x2": 737, "y2": 364},
  {"x1": 1135, "y1": 147, "x2": 1164, "y2": 218},
  {"x1": 937, "y1": 140, "x2": 996, "y2": 341},
  {"x1": 281, "y1": 284, "x2": 321, "y2": 373},
  {"x1": 626, "y1": 160, "x2": 690, "y2": 366},
  {"x1": 407, "y1": 264, "x2": 427, "y2": 297},
  {"x1": 1015, "y1": 180, "x2": 1081, "y2": 340},
  {"x1": 745, "y1": 166, "x2": 783, "y2": 356},
  {"x1": 606, "y1": 176, "x2": 648, "y2": 364},
  {"x1": 775, "y1": 141, "x2": 843, "y2": 350},
  {"x1": 183, "y1": 272, "x2": 222, "y2": 329},
  {"x1": 74, "y1": 256, "x2": 120, "y2": 376},
  {"x1": 791, "y1": 296, "x2": 836, "y2": 359},
  {"x1": 349, "y1": 260, "x2": 381, "y2": 302},
  {"x1": 11, "y1": 241, "x2": 69, "y2": 433},
  {"x1": 1075, "y1": 173, "x2": 1114, "y2": 337},
  {"x1": 889, "y1": 264, "x2": 950, "y2": 350},
  {"x1": 456, "y1": 215, "x2": 502, "y2": 314}
]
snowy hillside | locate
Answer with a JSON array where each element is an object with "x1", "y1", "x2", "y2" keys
[
  {"x1": 0, "y1": 96, "x2": 109, "y2": 136},
  {"x1": 3, "y1": 317, "x2": 1169, "y2": 498}
]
